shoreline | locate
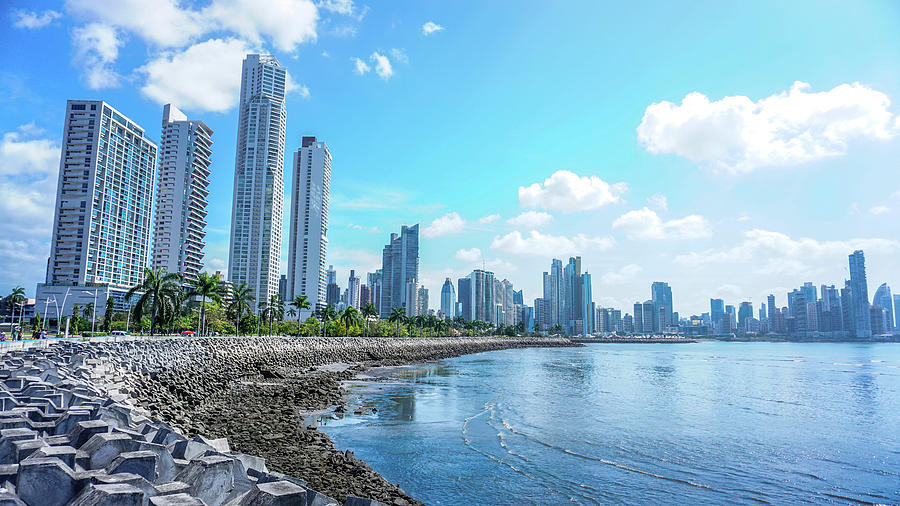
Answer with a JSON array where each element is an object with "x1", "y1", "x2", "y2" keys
[{"x1": 94, "y1": 336, "x2": 578, "y2": 504}]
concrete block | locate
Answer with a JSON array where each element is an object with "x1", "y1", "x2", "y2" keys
[
  {"x1": 24, "y1": 444, "x2": 77, "y2": 468},
  {"x1": 137, "y1": 442, "x2": 177, "y2": 483},
  {"x1": 107, "y1": 450, "x2": 158, "y2": 482},
  {"x1": 343, "y1": 498, "x2": 388, "y2": 506},
  {"x1": 149, "y1": 494, "x2": 205, "y2": 506},
  {"x1": 69, "y1": 483, "x2": 144, "y2": 506},
  {"x1": 16, "y1": 457, "x2": 78, "y2": 506},
  {"x1": 154, "y1": 481, "x2": 190, "y2": 496},
  {"x1": 0, "y1": 490, "x2": 25, "y2": 506},
  {"x1": 173, "y1": 455, "x2": 235, "y2": 506},
  {"x1": 170, "y1": 440, "x2": 215, "y2": 461},
  {"x1": 239, "y1": 481, "x2": 307, "y2": 506},
  {"x1": 12, "y1": 438, "x2": 47, "y2": 462},
  {"x1": 70, "y1": 420, "x2": 111, "y2": 448},
  {"x1": 81, "y1": 433, "x2": 140, "y2": 469}
]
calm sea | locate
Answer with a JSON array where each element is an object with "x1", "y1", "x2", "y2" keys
[{"x1": 319, "y1": 342, "x2": 900, "y2": 505}]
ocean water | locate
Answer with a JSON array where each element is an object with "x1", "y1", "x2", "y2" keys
[{"x1": 319, "y1": 342, "x2": 900, "y2": 505}]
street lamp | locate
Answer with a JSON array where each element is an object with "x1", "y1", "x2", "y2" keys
[
  {"x1": 58, "y1": 288, "x2": 72, "y2": 336},
  {"x1": 82, "y1": 289, "x2": 99, "y2": 336}
]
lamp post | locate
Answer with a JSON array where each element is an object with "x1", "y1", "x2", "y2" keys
[
  {"x1": 82, "y1": 289, "x2": 99, "y2": 336},
  {"x1": 58, "y1": 288, "x2": 72, "y2": 336}
]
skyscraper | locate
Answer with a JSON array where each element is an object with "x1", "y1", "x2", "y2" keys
[
  {"x1": 710, "y1": 299, "x2": 724, "y2": 330},
  {"x1": 287, "y1": 136, "x2": 331, "y2": 314},
  {"x1": 380, "y1": 224, "x2": 419, "y2": 317},
  {"x1": 228, "y1": 54, "x2": 287, "y2": 304},
  {"x1": 767, "y1": 294, "x2": 776, "y2": 321},
  {"x1": 633, "y1": 302, "x2": 644, "y2": 333},
  {"x1": 347, "y1": 270, "x2": 360, "y2": 308},
  {"x1": 848, "y1": 250, "x2": 871, "y2": 338},
  {"x1": 738, "y1": 301, "x2": 753, "y2": 329},
  {"x1": 440, "y1": 278, "x2": 456, "y2": 318},
  {"x1": 872, "y1": 283, "x2": 893, "y2": 330},
  {"x1": 152, "y1": 104, "x2": 212, "y2": 282},
  {"x1": 416, "y1": 286, "x2": 429, "y2": 316},
  {"x1": 470, "y1": 269, "x2": 495, "y2": 323},
  {"x1": 38, "y1": 100, "x2": 158, "y2": 315},
  {"x1": 642, "y1": 301, "x2": 655, "y2": 333},
  {"x1": 894, "y1": 294, "x2": 900, "y2": 332},
  {"x1": 458, "y1": 277, "x2": 472, "y2": 320},
  {"x1": 550, "y1": 259, "x2": 563, "y2": 328},
  {"x1": 800, "y1": 282, "x2": 817, "y2": 306},
  {"x1": 651, "y1": 282, "x2": 674, "y2": 327},
  {"x1": 581, "y1": 272, "x2": 592, "y2": 335}
]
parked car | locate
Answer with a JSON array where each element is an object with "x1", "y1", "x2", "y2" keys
[
  {"x1": 181, "y1": 330, "x2": 195, "y2": 337},
  {"x1": 110, "y1": 331, "x2": 128, "y2": 337}
]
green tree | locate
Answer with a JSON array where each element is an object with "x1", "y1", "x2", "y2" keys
[
  {"x1": 315, "y1": 305, "x2": 337, "y2": 337},
  {"x1": 103, "y1": 297, "x2": 114, "y2": 332},
  {"x1": 361, "y1": 302, "x2": 377, "y2": 337},
  {"x1": 83, "y1": 302, "x2": 94, "y2": 322},
  {"x1": 228, "y1": 283, "x2": 255, "y2": 337},
  {"x1": 7, "y1": 286, "x2": 26, "y2": 326},
  {"x1": 71, "y1": 304, "x2": 81, "y2": 333},
  {"x1": 186, "y1": 271, "x2": 225, "y2": 336},
  {"x1": 286, "y1": 308, "x2": 297, "y2": 319},
  {"x1": 389, "y1": 307, "x2": 407, "y2": 337},
  {"x1": 340, "y1": 306, "x2": 361, "y2": 336},
  {"x1": 126, "y1": 267, "x2": 183, "y2": 336},
  {"x1": 265, "y1": 294, "x2": 284, "y2": 336},
  {"x1": 290, "y1": 294, "x2": 311, "y2": 318}
]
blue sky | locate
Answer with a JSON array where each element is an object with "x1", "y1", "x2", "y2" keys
[{"x1": 1, "y1": 0, "x2": 899, "y2": 315}]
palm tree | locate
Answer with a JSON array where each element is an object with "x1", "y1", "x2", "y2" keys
[
  {"x1": 361, "y1": 302, "x2": 377, "y2": 337},
  {"x1": 228, "y1": 283, "x2": 255, "y2": 337},
  {"x1": 290, "y1": 295, "x2": 311, "y2": 319},
  {"x1": 286, "y1": 307, "x2": 297, "y2": 319},
  {"x1": 266, "y1": 294, "x2": 284, "y2": 336},
  {"x1": 316, "y1": 305, "x2": 337, "y2": 337},
  {"x1": 413, "y1": 314, "x2": 426, "y2": 337},
  {"x1": 186, "y1": 272, "x2": 224, "y2": 336},
  {"x1": 389, "y1": 307, "x2": 406, "y2": 337},
  {"x1": 126, "y1": 267, "x2": 183, "y2": 336},
  {"x1": 340, "y1": 305, "x2": 361, "y2": 335}
]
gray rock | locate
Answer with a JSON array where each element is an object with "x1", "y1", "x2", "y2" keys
[
  {"x1": 173, "y1": 455, "x2": 236, "y2": 506},
  {"x1": 16, "y1": 457, "x2": 78, "y2": 506},
  {"x1": 69, "y1": 483, "x2": 144, "y2": 506},
  {"x1": 149, "y1": 494, "x2": 205, "y2": 506},
  {"x1": 107, "y1": 450, "x2": 159, "y2": 482},
  {"x1": 239, "y1": 481, "x2": 307, "y2": 506}
]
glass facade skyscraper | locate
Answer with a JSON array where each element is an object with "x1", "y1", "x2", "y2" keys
[
  {"x1": 379, "y1": 224, "x2": 419, "y2": 317},
  {"x1": 228, "y1": 54, "x2": 287, "y2": 304},
  {"x1": 848, "y1": 250, "x2": 871, "y2": 338}
]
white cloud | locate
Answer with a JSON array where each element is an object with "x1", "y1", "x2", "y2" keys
[
  {"x1": 321, "y1": 50, "x2": 330, "y2": 58},
  {"x1": 370, "y1": 51, "x2": 393, "y2": 80},
  {"x1": 351, "y1": 57, "x2": 370, "y2": 75},
  {"x1": 612, "y1": 207, "x2": 710, "y2": 240},
  {"x1": 72, "y1": 23, "x2": 123, "y2": 89},
  {"x1": 490, "y1": 231, "x2": 615, "y2": 257},
  {"x1": 519, "y1": 170, "x2": 627, "y2": 213},
  {"x1": 423, "y1": 212, "x2": 465, "y2": 238},
  {"x1": 455, "y1": 248, "x2": 482, "y2": 263},
  {"x1": 422, "y1": 21, "x2": 444, "y2": 35},
  {"x1": 478, "y1": 214, "x2": 501, "y2": 224},
  {"x1": 673, "y1": 229, "x2": 900, "y2": 276},
  {"x1": 637, "y1": 81, "x2": 898, "y2": 173},
  {"x1": 284, "y1": 72, "x2": 311, "y2": 98},
  {"x1": 869, "y1": 205, "x2": 891, "y2": 215},
  {"x1": 318, "y1": 0, "x2": 354, "y2": 15},
  {"x1": 13, "y1": 10, "x2": 62, "y2": 29},
  {"x1": 139, "y1": 38, "x2": 257, "y2": 113},
  {"x1": 646, "y1": 194, "x2": 668, "y2": 212},
  {"x1": 207, "y1": 0, "x2": 318, "y2": 51},
  {"x1": 65, "y1": 0, "x2": 205, "y2": 47},
  {"x1": 389, "y1": 48, "x2": 409, "y2": 64},
  {"x1": 347, "y1": 223, "x2": 379, "y2": 233},
  {"x1": 599, "y1": 264, "x2": 643, "y2": 285},
  {"x1": 0, "y1": 125, "x2": 61, "y2": 288},
  {"x1": 506, "y1": 211, "x2": 553, "y2": 228}
]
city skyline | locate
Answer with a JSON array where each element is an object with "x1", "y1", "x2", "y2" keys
[{"x1": 1, "y1": 1, "x2": 899, "y2": 316}]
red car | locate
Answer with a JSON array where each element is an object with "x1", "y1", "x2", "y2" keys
[{"x1": 181, "y1": 330, "x2": 195, "y2": 337}]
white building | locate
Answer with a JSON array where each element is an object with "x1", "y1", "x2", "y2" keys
[
  {"x1": 287, "y1": 136, "x2": 331, "y2": 316},
  {"x1": 228, "y1": 54, "x2": 287, "y2": 304},
  {"x1": 440, "y1": 278, "x2": 456, "y2": 319},
  {"x1": 347, "y1": 270, "x2": 360, "y2": 308},
  {"x1": 37, "y1": 100, "x2": 157, "y2": 318},
  {"x1": 152, "y1": 104, "x2": 212, "y2": 282}
]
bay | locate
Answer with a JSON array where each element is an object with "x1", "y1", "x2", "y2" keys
[{"x1": 320, "y1": 342, "x2": 900, "y2": 505}]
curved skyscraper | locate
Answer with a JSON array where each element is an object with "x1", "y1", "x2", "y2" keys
[
  {"x1": 228, "y1": 54, "x2": 286, "y2": 303},
  {"x1": 440, "y1": 278, "x2": 456, "y2": 318},
  {"x1": 872, "y1": 283, "x2": 893, "y2": 330}
]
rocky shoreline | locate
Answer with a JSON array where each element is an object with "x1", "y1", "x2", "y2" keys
[{"x1": 0, "y1": 336, "x2": 575, "y2": 505}]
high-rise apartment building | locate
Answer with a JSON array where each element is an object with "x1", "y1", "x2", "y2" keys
[
  {"x1": 38, "y1": 100, "x2": 158, "y2": 315},
  {"x1": 893, "y1": 294, "x2": 900, "y2": 332},
  {"x1": 848, "y1": 250, "x2": 871, "y2": 338},
  {"x1": 287, "y1": 136, "x2": 331, "y2": 314},
  {"x1": 347, "y1": 270, "x2": 360, "y2": 308},
  {"x1": 440, "y1": 278, "x2": 456, "y2": 318},
  {"x1": 651, "y1": 281, "x2": 674, "y2": 327},
  {"x1": 228, "y1": 54, "x2": 287, "y2": 304},
  {"x1": 379, "y1": 224, "x2": 419, "y2": 317},
  {"x1": 416, "y1": 286, "x2": 429, "y2": 316},
  {"x1": 767, "y1": 294, "x2": 776, "y2": 321},
  {"x1": 710, "y1": 298, "x2": 724, "y2": 330},
  {"x1": 458, "y1": 277, "x2": 473, "y2": 320},
  {"x1": 152, "y1": 104, "x2": 212, "y2": 282},
  {"x1": 872, "y1": 283, "x2": 893, "y2": 330},
  {"x1": 633, "y1": 302, "x2": 644, "y2": 333},
  {"x1": 469, "y1": 269, "x2": 495, "y2": 323},
  {"x1": 367, "y1": 271, "x2": 382, "y2": 311}
]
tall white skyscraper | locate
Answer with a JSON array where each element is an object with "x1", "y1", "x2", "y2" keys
[
  {"x1": 287, "y1": 136, "x2": 331, "y2": 314},
  {"x1": 152, "y1": 104, "x2": 212, "y2": 281},
  {"x1": 228, "y1": 54, "x2": 287, "y2": 303},
  {"x1": 38, "y1": 100, "x2": 158, "y2": 315},
  {"x1": 347, "y1": 270, "x2": 360, "y2": 308}
]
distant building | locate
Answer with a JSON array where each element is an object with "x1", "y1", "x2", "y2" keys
[
  {"x1": 470, "y1": 269, "x2": 495, "y2": 323},
  {"x1": 738, "y1": 301, "x2": 753, "y2": 330},
  {"x1": 416, "y1": 286, "x2": 429, "y2": 316},
  {"x1": 326, "y1": 283, "x2": 340, "y2": 306},
  {"x1": 633, "y1": 302, "x2": 644, "y2": 333},
  {"x1": 893, "y1": 294, "x2": 900, "y2": 332},
  {"x1": 710, "y1": 299, "x2": 724, "y2": 332},
  {"x1": 348, "y1": 270, "x2": 360, "y2": 307},
  {"x1": 278, "y1": 275, "x2": 287, "y2": 301},
  {"x1": 380, "y1": 224, "x2": 419, "y2": 317},
  {"x1": 872, "y1": 283, "x2": 893, "y2": 330},
  {"x1": 767, "y1": 294, "x2": 776, "y2": 321},
  {"x1": 359, "y1": 285, "x2": 371, "y2": 307},
  {"x1": 651, "y1": 282, "x2": 673, "y2": 327},
  {"x1": 457, "y1": 277, "x2": 472, "y2": 320},
  {"x1": 849, "y1": 250, "x2": 871, "y2": 338},
  {"x1": 405, "y1": 279, "x2": 418, "y2": 317},
  {"x1": 440, "y1": 278, "x2": 456, "y2": 319}
]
